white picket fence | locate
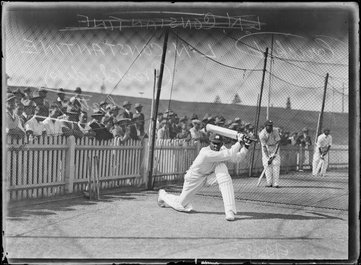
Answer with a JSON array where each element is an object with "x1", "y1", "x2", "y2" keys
[{"x1": 5, "y1": 135, "x2": 348, "y2": 201}]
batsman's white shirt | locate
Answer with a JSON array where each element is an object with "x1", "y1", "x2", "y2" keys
[
  {"x1": 187, "y1": 141, "x2": 243, "y2": 177},
  {"x1": 316, "y1": 133, "x2": 332, "y2": 153}
]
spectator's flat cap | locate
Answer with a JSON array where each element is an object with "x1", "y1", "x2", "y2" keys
[
  {"x1": 264, "y1": 120, "x2": 273, "y2": 126},
  {"x1": 209, "y1": 134, "x2": 223, "y2": 144},
  {"x1": 24, "y1": 87, "x2": 31, "y2": 93},
  {"x1": 302, "y1": 127, "x2": 309, "y2": 132},
  {"x1": 323, "y1": 128, "x2": 330, "y2": 132},
  {"x1": 134, "y1": 103, "x2": 143, "y2": 109},
  {"x1": 75, "y1": 87, "x2": 82, "y2": 94},
  {"x1": 123, "y1": 101, "x2": 131, "y2": 107}
]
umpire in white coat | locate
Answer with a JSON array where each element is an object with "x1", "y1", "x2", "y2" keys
[
  {"x1": 158, "y1": 133, "x2": 251, "y2": 221},
  {"x1": 259, "y1": 120, "x2": 281, "y2": 188}
]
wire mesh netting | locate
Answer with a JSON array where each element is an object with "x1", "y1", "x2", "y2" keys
[{"x1": 3, "y1": 4, "x2": 350, "y2": 210}]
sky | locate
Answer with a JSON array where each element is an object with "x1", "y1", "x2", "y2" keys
[{"x1": 3, "y1": 2, "x2": 354, "y2": 112}]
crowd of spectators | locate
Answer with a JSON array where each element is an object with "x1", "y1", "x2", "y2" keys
[
  {"x1": 5, "y1": 86, "x2": 146, "y2": 143},
  {"x1": 6, "y1": 86, "x2": 313, "y2": 147}
]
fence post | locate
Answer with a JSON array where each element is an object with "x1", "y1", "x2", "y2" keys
[
  {"x1": 65, "y1": 136, "x2": 75, "y2": 193},
  {"x1": 141, "y1": 138, "x2": 150, "y2": 187}
]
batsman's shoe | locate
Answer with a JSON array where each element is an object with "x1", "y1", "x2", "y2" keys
[
  {"x1": 225, "y1": 210, "x2": 235, "y2": 221},
  {"x1": 157, "y1": 189, "x2": 166, "y2": 207}
]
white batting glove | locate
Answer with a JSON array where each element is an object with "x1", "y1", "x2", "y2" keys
[{"x1": 237, "y1": 133, "x2": 245, "y2": 143}]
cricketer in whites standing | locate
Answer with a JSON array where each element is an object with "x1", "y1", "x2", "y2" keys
[
  {"x1": 259, "y1": 120, "x2": 281, "y2": 188},
  {"x1": 312, "y1": 128, "x2": 332, "y2": 177},
  {"x1": 158, "y1": 133, "x2": 252, "y2": 221}
]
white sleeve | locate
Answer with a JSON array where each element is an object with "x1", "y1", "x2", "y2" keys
[
  {"x1": 230, "y1": 146, "x2": 249, "y2": 163},
  {"x1": 203, "y1": 142, "x2": 241, "y2": 162}
]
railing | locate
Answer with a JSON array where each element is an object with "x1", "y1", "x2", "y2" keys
[{"x1": 5, "y1": 135, "x2": 348, "y2": 201}]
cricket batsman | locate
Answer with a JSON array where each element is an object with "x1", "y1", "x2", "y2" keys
[{"x1": 157, "y1": 132, "x2": 252, "y2": 221}]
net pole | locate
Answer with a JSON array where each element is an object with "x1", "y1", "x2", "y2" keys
[
  {"x1": 249, "y1": 48, "x2": 269, "y2": 177},
  {"x1": 316, "y1": 73, "x2": 329, "y2": 138},
  {"x1": 266, "y1": 34, "x2": 274, "y2": 120},
  {"x1": 147, "y1": 30, "x2": 169, "y2": 190}
]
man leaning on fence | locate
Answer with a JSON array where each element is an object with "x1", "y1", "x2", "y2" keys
[{"x1": 312, "y1": 128, "x2": 332, "y2": 177}]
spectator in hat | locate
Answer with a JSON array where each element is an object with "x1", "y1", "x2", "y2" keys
[
  {"x1": 207, "y1": 115, "x2": 215, "y2": 125},
  {"x1": 69, "y1": 87, "x2": 84, "y2": 112},
  {"x1": 25, "y1": 105, "x2": 47, "y2": 138},
  {"x1": 99, "y1": 100, "x2": 109, "y2": 113},
  {"x1": 89, "y1": 110, "x2": 113, "y2": 141},
  {"x1": 112, "y1": 117, "x2": 131, "y2": 143},
  {"x1": 42, "y1": 103, "x2": 64, "y2": 136},
  {"x1": 190, "y1": 113, "x2": 198, "y2": 122},
  {"x1": 312, "y1": 128, "x2": 332, "y2": 177},
  {"x1": 133, "y1": 103, "x2": 145, "y2": 137},
  {"x1": 19, "y1": 102, "x2": 35, "y2": 129},
  {"x1": 156, "y1": 112, "x2": 163, "y2": 130},
  {"x1": 289, "y1": 132, "x2": 299, "y2": 146},
  {"x1": 296, "y1": 127, "x2": 313, "y2": 171},
  {"x1": 178, "y1": 115, "x2": 188, "y2": 129},
  {"x1": 234, "y1": 117, "x2": 242, "y2": 125},
  {"x1": 13, "y1": 88, "x2": 25, "y2": 106},
  {"x1": 259, "y1": 120, "x2": 281, "y2": 188},
  {"x1": 30, "y1": 91, "x2": 49, "y2": 116},
  {"x1": 21, "y1": 87, "x2": 34, "y2": 107},
  {"x1": 109, "y1": 105, "x2": 121, "y2": 119},
  {"x1": 56, "y1": 88, "x2": 68, "y2": 113},
  {"x1": 214, "y1": 116, "x2": 225, "y2": 127},
  {"x1": 279, "y1": 131, "x2": 291, "y2": 145},
  {"x1": 189, "y1": 119, "x2": 205, "y2": 142},
  {"x1": 157, "y1": 120, "x2": 170, "y2": 140},
  {"x1": 61, "y1": 106, "x2": 84, "y2": 139},
  {"x1": 176, "y1": 123, "x2": 191, "y2": 142},
  {"x1": 77, "y1": 111, "x2": 95, "y2": 137},
  {"x1": 6, "y1": 93, "x2": 26, "y2": 139},
  {"x1": 121, "y1": 101, "x2": 133, "y2": 119}
]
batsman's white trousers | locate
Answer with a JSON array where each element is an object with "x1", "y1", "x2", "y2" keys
[
  {"x1": 160, "y1": 163, "x2": 237, "y2": 214},
  {"x1": 312, "y1": 151, "x2": 329, "y2": 175},
  {"x1": 262, "y1": 152, "x2": 281, "y2": 186}
]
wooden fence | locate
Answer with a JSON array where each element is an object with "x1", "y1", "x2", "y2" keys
[{"x1": 5, "y1": 135, "x2": 348, "y2": 201}]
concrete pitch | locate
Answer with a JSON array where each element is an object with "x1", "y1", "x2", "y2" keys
[{"x1": 4, "y1": 190, "x2": 348, "y2": 261}]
